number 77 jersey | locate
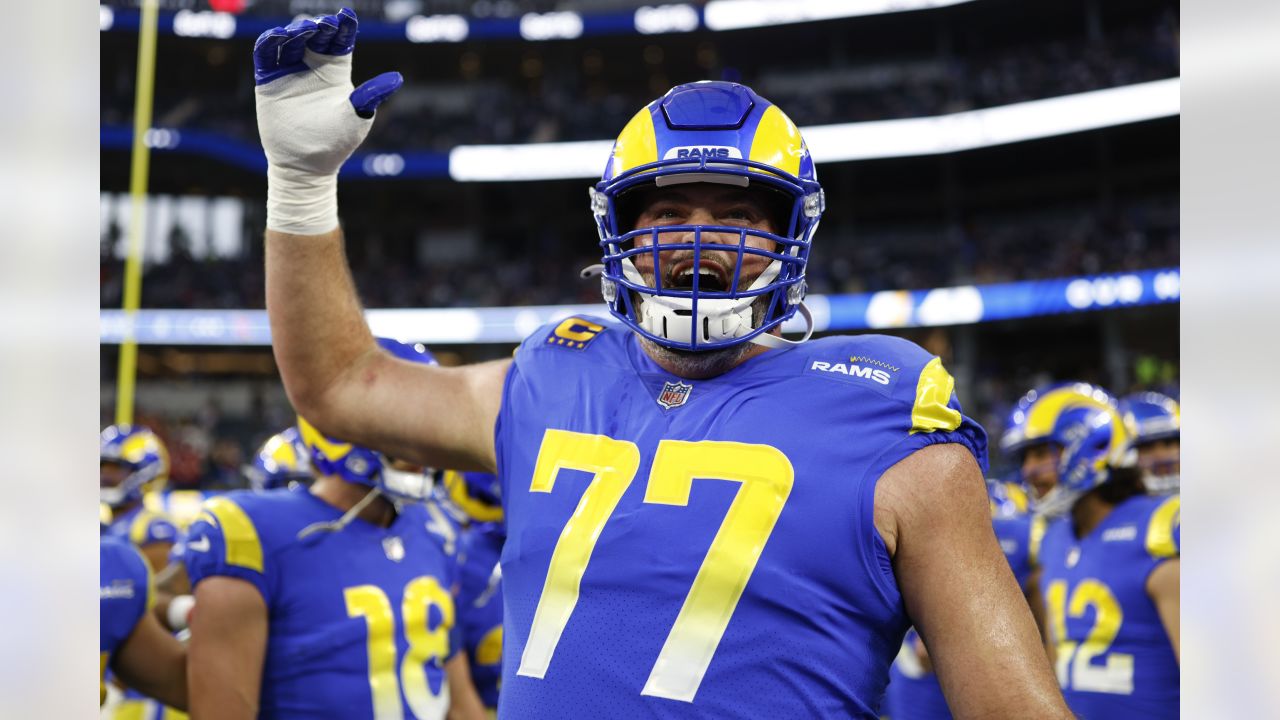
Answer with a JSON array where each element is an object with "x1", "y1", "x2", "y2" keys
[{"x1": 494, "y1": 318, "x2": 988, "y2": 718}]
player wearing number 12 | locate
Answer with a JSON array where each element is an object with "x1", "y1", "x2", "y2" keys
[
  {"x1": 257, "y1": 8, "x2": 1070, "y2": 718},
  {"x1": 1004, "y1": 383, "x2": 1180, "y2": 718}
]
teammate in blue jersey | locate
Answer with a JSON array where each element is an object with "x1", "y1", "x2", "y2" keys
[
  {"x1": 436, "y1": 470, "x2": 506, "y2": 714},
  {"x1": 183, "y1": 339, "x2": 487, "y2": 720},
  {"x1": 1120, "y1": 391, "x2": 1181, "y2": 495},
  {"x1": 254, "y1": 9, "x2": 1068, "y2": 717},
  {"x1": 157, "y1": 427, "x2": 315, "y2": 636},
  {"x1": 102, "y1": 425, "x2": 179, "y2": 571},
  {"x1": 1003, "y1": 383, "x2": 1180, "y2": 718},
  {"x1": 456, "y1": 520, "x2": 505, "y2": 715},
  {"x1": 101, "y1": 537, "x2": 188, "y2": 709}
]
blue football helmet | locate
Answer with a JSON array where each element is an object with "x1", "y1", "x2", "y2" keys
[
  {"x1": 1119, "y1": 392, "x2": 1180, "y2": 495},
  {"x1": 297, "y1": 338, "x2": 439, "y2": 504},
  {"x1": 1000, "y1": 383, "x2": 1131, "y2": 517},
  {"x1": 100, "y1": 425, "x2": 169, "y2": 508},
  {"x1": 244, "y1": 427, "x2": 314, "y2": 492},
  {"x1": 588, "y1": 81, "x2": 825, "y2": 351},
  {"x1": 438, "y1": 470, "x2": 503, "y2": 524},
  {"x1": 987, "y1": 479, "x2": 1029, "y2": 519}
]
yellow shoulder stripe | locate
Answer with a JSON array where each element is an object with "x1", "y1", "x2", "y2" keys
[
  {"x1": 128, "y1": 510, "x2": 161, "y2": 546},
  {"x1": 476, "y1": 626, "x2": 503, "y2": 666},
  {"x1": 910, "y1": 357, "x2": 962, "y2": 434},
  {"x1": 1029, "y1": 515, "x2": 1047, "y2": 568},
  {"x1": 445, "y1": 471, "x2": 504, "y2": 523},
  {"x1": 1145, "y1": 495, "x2": 1181, "y2": 558},
  {"x1": 203, "y1": 496, "x2": 265, "y2": 573}
]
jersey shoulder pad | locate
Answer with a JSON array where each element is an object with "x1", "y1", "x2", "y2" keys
[
  {"x1": 800, "y1": 334, "x2": 964, "y2": 433},
  {"x1": 101, "y1": 536, "x2": 154, "y2": 607},
  {"x1": 100, "y1": 537, "x2": 154, "y2": 654},
  {"x1": 1142, "y1": 494, "x2": 1181, "y2": 559},
  {"x1": 127, "y1": 507, "x2": 178, "y2": 547},
  {"x1": 183, "y1": 490, "x2": 279, "y2": 599},
  {"x1": 520, "y1": 315, "x2": 620, "y2": 355}
]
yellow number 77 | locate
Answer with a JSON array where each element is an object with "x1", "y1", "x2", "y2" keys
[{"x1": 515, "y1": 429, "x2": 794, "y2": 703}]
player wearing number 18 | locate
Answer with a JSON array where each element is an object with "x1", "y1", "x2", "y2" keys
[
  {"x1": 258, "y1": 8, "x2": 1070, "y2": 717},
  {"x1": 183, "y1": 339, "x2": 486, "y2": 720}
]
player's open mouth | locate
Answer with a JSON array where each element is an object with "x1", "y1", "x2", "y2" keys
[{"x1": 666, "y1": 260, "x2": 729, "y2": 292}]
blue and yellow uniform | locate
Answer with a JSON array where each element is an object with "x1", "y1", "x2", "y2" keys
[
  {"x1": 1038, "y1": 494, "x2": 1180, "y2": 719},
  {"x1": 102, "y1": 502, "x2": 177, "y2": 548},
  {"x1": 494, "y1": 319, "x2": 987, "y2": 718},
  {"x1": 883, "y1": 513, "x2": 1040, "y2": 719},
  {"x1": 457, "y1": 521, "x2": 505, "y2": 712},
  {"x1": 182, "y1": 487, "x2": 461, "y2": 719},
  {"x1": 101, "y1": 537, "x2": 153, "y2": 704},
  {"x1": 145, "y1": 489, "x2": 217, "y2": 532}
]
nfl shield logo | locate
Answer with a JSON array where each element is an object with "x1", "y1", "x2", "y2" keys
[
  {"x1": 383, "y1": 536, "x2": 405, "y2": 562},
  {"x1": 656, "y1": 381, "x2": 693, "y2": 409}
]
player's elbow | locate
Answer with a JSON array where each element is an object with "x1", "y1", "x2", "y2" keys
[{"x1": 278, "y1": 350, "x2": 376, "y2": 437}]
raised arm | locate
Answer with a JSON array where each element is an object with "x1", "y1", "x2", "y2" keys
[
  {"x1": 876, "y1": 443, "x2": 1072, "y2": 718},
  {"x1": 255, "y1": 9, "x2": 507, "y2": 471}
]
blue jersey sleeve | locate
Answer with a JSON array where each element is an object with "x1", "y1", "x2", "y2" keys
[
  {"x1": 101, "y1": 538, "x2": 153, "y2": 653},
  {"x1": 182, "y1": 494, "x2": 272, "y2": 604}
]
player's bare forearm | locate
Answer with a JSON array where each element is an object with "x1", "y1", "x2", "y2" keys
[
  {"x1": 876, "y1": 443, "x2": 1072, "y2": 718},
  {"x1": 444, "y1": 651, "x2": 489, "y2": 720},
  {"x1": 188, "y1": 577, "x2": 267, "y2": 720},
  {"x1": 265, "y1": 228, "x2": 508, "y2": 471},
  {"x1": 113, "y1": 611, "x2": 188, "y2": 710},
  {"x1": 1148, "y1": 558, "x2": 1180, "y2": 662}
]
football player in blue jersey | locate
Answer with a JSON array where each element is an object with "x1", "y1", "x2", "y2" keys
[
  {"x1": 102, "y1": 425, "x2": 179, "y2": 571},
  {"x1": 101, "y1": 536, "x2": 188, "y2": 709},
  {"x1": 441, "y1": 471, "x2": 506, "y2": 716},
  {"x1": 156, "y1": 427, "x2": 318, "y2": 636},
  {"x1": 1120, "y1": 391, "x2": 1180, "y2": 495},
  {"x1": 182, "y1": 338, "x2": 486, "y2": 720},
  {"x1": 253, "y1": 9, "x2": 1068, "y2": 717},
  {"x1": 1003, "y1": 383, "x2": 1179, "y2": 719}
]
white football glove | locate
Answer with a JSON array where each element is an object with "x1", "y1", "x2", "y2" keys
[{"x1": 253, "y1": 8, "x2": 402, "y2": 235}]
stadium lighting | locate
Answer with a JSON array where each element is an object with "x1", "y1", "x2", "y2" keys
[
  {"x1": 405, "y1": 14, "x2": 469, "y2": 43},
  {"x1": 518, "y1": 12, "x2": 585, "y2": 41},
  {"x1": 703, "y1": 0, "x2": 978, "y2": 31},
  {"x1": 634, "y1": 5, "x2": 700, "y2": 34},
  {"x1": 448, "y1": 79, "x2": 1180, "y2": 181},
  {"x1": 171, "y1": 9, "x2": 237, "y2": 39}
]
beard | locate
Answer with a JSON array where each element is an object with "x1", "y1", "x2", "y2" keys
[{"x1": 633, "y1": 292, "x2": 772, "y2": 379}]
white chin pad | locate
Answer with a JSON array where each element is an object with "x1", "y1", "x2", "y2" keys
[
  {"x1": 621, "y1": 258, "x2": 781, "y2": 345},
  {"x1": 100, "y1": 486, "x2": 126, "y2": 507},
  {"x1": 379, "y1": 466, "x2": 433, "y2": 503}
]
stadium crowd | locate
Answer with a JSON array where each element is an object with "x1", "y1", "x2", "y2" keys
[
  {"x1": 100, "y1": 2, "x2": 1177, "y2": 151},
  {"x1": 101, "y1": 194, "x2": 1178, "y2": 309}
]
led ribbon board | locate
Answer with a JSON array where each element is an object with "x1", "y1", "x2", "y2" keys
[{"x1": 100, "y1": 268, "x2": 1179, "y2": 346}]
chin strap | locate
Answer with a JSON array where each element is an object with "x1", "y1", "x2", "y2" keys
[
  {"x1": 297, "y1": 485, "x2": 384, "y2": 540},
  {"x1": 749, "y1": 302, "x2": 814, "y2": 348}
]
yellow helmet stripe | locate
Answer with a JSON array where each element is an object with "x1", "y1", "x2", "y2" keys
[
  {"x1": 748, "y1": 105, "x2": 804, "y2": 178},
  {"x1": 610, "y1": 106, "x2": 659, "y2": 177},
  {"x1": 296, "y1": 416, "x2": 352, "y2": 461}
]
